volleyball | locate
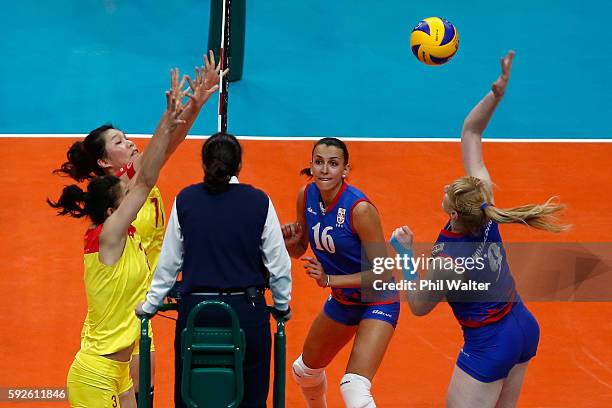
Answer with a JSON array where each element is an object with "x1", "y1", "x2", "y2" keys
[{"x1": 410, "y1": 17, "x2": 459, "y2": 66}]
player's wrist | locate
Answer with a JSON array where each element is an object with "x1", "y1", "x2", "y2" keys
[{"x1": 390, "y1": 235, "x2": 412, "y2": 254}]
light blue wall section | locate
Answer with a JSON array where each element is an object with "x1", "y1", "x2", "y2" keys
[{"x1": 1, "y1": 1, "x2": 611, "y2": 138}]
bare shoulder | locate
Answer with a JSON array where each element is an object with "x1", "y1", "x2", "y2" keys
[
  {"x1": 351, "y1": 200, "x2": 382, "y2": 240},
  {"x1": 351, "y1": 200, "x2": 378, "y2": 220}
]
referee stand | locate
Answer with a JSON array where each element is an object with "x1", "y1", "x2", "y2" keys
[{"x1": 138, "y1": 302, "x2": 287, "y2": 407}]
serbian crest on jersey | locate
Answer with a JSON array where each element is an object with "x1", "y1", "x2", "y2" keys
[
  {"x1": 337, "y1": 208, "x2": 346, "y2": 226},
  {"x1": 432, "y1": 243, "x2": 445, "y2": 257}
]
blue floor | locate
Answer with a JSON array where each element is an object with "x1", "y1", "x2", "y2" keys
[{"x1": 1, "y1": 0, "x2": 611, "y2": 138}]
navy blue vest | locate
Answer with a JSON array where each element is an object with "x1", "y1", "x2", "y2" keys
[{"x1": 176, "y1": 182, "x2": 269, "y2": 293}]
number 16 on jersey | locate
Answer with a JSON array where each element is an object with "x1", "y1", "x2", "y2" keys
[{"x1": 312, "y1": 222, "x2": 335, "y2": 253}]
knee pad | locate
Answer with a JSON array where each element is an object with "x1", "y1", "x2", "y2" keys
[
  {"x1": 292, "y1": 354, "x2": 327, "y2": 388},
  {"x1": 340, "y1": 373, "x2": 376, "y2": 408},
  {"x1": 293, "y1": 355, "x2": 328, "y2": 407}
]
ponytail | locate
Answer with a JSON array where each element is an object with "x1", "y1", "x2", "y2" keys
[
  {"x1": 201, "y1": 132, "x2": 242, "y2": 194},
  {"x1": 48, "y1": 175, "x2": 121, "y2": 225},
  {"x1": 448, "y1": 176, "x2": 569, "y2": 234},
  {"x1": 484, "y1": 197, "x2": 569, "y2": 233},
  {"x1": 204, "y1": 159, "x2": 233, "y2": 193},
  {"x1": 300, "y1": 167, "x2": 313, "y2": 177},
  {"x1": 53, "y1": 124, "x2": 114, "y2": 182},
  {"x1": 47, "y1": 184, "x2": 88, "y2": 219}
]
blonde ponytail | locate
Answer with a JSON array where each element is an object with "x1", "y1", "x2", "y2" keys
[
  {"x1": 484, "y1": 197, "x2": 570, "y2": 233},
  {"x1": 447, "y1": 176, "x2": 570, "y2": 234}
]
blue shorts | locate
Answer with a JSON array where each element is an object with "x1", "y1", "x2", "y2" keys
[
  {"x1": 323, "y1": 296, "x2": 400, "y2": 328},
  {"x1": 457, "y1": 301, "x2": 540, "y2": 383}
]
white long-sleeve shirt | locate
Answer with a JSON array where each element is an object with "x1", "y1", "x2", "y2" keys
[{"x1": 142, "y1": 177, "x2": 292, "y2": 314}]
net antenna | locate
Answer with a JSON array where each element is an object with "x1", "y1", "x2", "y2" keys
[{"x1": 217, "y1": 0, "x2": 231, "y2": 132}]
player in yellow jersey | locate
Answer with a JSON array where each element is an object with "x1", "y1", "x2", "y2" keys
[
  {"x1": 49, "y1": 62, "x2": 222, "y2": 407},
  {"x1": 53, "y1": 51, "x2": 223, "y2": 403}
]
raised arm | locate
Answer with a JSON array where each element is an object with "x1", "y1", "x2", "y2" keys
[
  {"x1": 461, "y1": 50, "x2": 514, "y2": 195},
  {"x1": 99, "y1": 76, "x2": 186, "y2": 265}
]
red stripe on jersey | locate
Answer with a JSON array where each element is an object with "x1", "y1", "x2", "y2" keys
[
  {"x1": 84, "y1": 224, "x2": 136, "y2": 254},
  {"x1": 84, "y1": 225, "x2": 103, "y2": 254},
  {"x1": 115, "y1": 161, "x2": 136, "y2": 179},
  {"x1": 457, "y1": 293, "x2": 517, "y2": 328},
  {"x1": 440, "y1": 228, "x2": 465, "y2": 238},
  {"x1": 325, "y1": 182, "x2": 348, "y2": 213}
]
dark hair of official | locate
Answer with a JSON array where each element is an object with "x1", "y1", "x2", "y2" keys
[
  {"x1": 201, "y1": 132, "x2": 242, "y2": 194},
  {"x1": 300, "y1": 137, "x2": 350, "y2": 177},
  {"x1": 53, "y1": 124, "x2": 116, "y2": 182},
  {"x1": 47, "y1": 175, "x2": 121, "y2": 225}
]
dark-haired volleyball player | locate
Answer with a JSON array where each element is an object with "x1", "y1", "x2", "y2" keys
[
  {"x1": 53, "y1": 52, "x2": 223, "y2": 403},
  {"x1": 283, "y1": 138, "x2": 397, "y2": 408},
  {"x1": 50, "y1": 64, "x2": 219, "y2": 407}
]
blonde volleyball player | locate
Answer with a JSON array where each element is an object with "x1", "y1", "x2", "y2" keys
[
  {"x1": 391, "y1": 51, "x2": 568, "y2": 407},
  {"x1": 53, "y1": 51, "x2": 223, "y2": 404},
  {"x1": 49, "y1": 67, "x2": 218, "y2": 407}
]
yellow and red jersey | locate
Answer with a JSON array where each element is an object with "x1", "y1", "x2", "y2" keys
[
  {"x1": 79, "y1": 224, "x2": 150, "y2": 355},
  {"x1": 116, "y1": 162, "x2": 166, "y2": 272}
]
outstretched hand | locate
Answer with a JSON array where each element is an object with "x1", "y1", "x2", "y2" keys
[
  {"x1": 163, "y1": 68, "x2": 188, "y2": 131},
  {"x1": 491, "y1": 50, "x2": 515, "y2": 98},
  {"x1": 184, "y1": 50, "x2": 229, "y2": 109}
]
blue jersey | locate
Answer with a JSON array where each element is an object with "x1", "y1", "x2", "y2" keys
[
  {"x1": 434, "y1": 220, "x2": 518, "y2": 327},
  {"x1": 304, "y1": 182, "x2": 379, "y2": 305}
]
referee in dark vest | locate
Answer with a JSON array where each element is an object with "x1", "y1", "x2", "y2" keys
[{"x1": 136, "y1": 132, "x2": 292, "y2": 407}]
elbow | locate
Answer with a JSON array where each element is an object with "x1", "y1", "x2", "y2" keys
[
  {"x1": 461, "y1": 117, "x2": 473, "y2": 133},
  {"x1": 461, "y1": 126, "x2": 480, "y2": 140},
  {"x1": 411, "y1": 307, "x2": 430, "y2": 317},
  {"x1": 407, "y1": 297, "x2": 433, "y2": 316},
  {"x1": 288, "y1": 244, "x2": 306, "y2": 259}
]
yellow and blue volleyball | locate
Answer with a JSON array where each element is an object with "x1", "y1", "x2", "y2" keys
[{"x1": 410, "y1": 17, "x2": 459, "y2": 66}]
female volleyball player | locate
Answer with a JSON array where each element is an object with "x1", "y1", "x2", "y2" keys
[
  {"x1": 282, "y1": 138, "x2": 398, "y2": 408},
  {"x1": 53, "y1": 51, "x2": 223, "y2": 403},
  {"x1": 391, "y1": 51, "x2": 568, "y2": 408},
  {"x1": 49, "y1": 67, "x2": 218, "y2": 407},
  {"x1": 55, "y1": 51, "x2": 221, "y2": 269}
]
